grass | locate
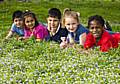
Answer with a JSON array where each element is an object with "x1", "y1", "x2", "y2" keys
[{"x1": 0, "y1": 0, "x2": 120, "y2": 83}]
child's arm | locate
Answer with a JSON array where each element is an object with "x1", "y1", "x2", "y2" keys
[
  {"x1": 84, "y1": 33, "x2": 95, "y2": 49},
  {"x1": 79, "y1": 32, "x2": 87, "y2": 45},
  {"x1": 100, "y1": 36, "x2": 118, "y2": 52},
  {"x1": 5, "y1": 30, "x2": 14, "y2": 40},
  {"x1": 36, "y1": 26, "x2": 49, "y2": 41},
  {"x1": 17, "y1": 36, "x2": 26, "y2": 40},
  {"x1": 4, "y1": 24, "x2": 17, "y2": 40}
]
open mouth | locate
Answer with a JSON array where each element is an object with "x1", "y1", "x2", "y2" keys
[
  {"x1": 93, "y1": 33, "x2": 99, "y2": 35},
  {"x1": 93, "y1": 33, "x2": 100, "y2": 38}
]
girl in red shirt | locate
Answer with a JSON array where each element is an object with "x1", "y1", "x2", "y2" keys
[{"x1": 84, "y1": 15, "x2": 118, "y2": 52}]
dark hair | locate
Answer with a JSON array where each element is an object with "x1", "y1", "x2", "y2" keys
[
  {"x1": 23, "y1": 10, "x2": 39, "y2": 27},
  {"x1": 88, "y1": 15, "x2": 105, "y2": 28},
  {"x1": 12, "y1": 10, "x2": 23, "y2": 21},
  {"x1": 48, "y1": 8, "x2": 61, "y2": 20}
]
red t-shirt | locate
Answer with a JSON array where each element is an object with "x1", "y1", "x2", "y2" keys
[
  {"x1": 84, "y1": 30, "x2": 118, "y2": 52},
  {"x1": 112, "y1": 32, "x2": 120, "y2": 43}
]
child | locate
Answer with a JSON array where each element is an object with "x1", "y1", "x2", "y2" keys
[
  {"x1": 22, "y1": 10, "x2": 48, "y2": 41},
  {"x1": 84, "y1": 15, "x2": 118, "y2": 52},
  {"x1": 60, "y1": 8, "x2": 89, "y2": 48},
  {"x1": 5, "y1": 10, "x2": 24, "y2": 40},
  {"x1": 45, "y1": 8, "x2": 68, "y2": 43}
]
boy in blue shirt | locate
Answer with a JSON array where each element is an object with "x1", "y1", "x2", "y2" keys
[{"x1": 5, "y1": 10, "x2": 24, "y2": 40}]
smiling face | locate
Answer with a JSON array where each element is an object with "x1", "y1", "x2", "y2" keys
[
  {"x1": 47, "y1": 16, "x2": 60, "y2": 33},
  {"x1": 25, "y1": 16, "x2": 35, "y2": 29},
  {"x1": 89, "y1": 20, "x2": 104, "y2": 39},
  {"x1": 64, "y1": 17, "x2": 79, "y2": 32},
  {"x1": 14, "y1": 18, "x2": 23, "y2": 28}
]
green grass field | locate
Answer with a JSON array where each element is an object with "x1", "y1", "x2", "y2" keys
[{"x1": 0, "y1": 0, "x2": 120, "y2": 83}]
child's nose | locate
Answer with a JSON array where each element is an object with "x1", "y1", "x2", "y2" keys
[
  {"x1": 70, "y1": 25, "x2": 73, "y2": 29},
  {"x1": 29, "y1": 22, "x2": 32, "y2": 25},
  {"x1": 93, "y1": 28, "x2": 97, "y2": 32},
  {"x1": 51, "y1": 21, "x2": 54, "y2": 24},
  {"x1": 16, "y1": 21, "x2": 20, "y2": 24}
]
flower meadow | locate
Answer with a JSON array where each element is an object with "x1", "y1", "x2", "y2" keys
[
  {"x1": 0, "y1": 39, "x2": 120, "y2": 83},
  {"x1": 0, "y1": 0, "x2": 120, "y2": 83}
]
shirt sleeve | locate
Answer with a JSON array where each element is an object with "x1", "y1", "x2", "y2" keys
[
  {"x1": 24, "y1": 29, "x2": 30, "y2": 38},
  {"x1": 43, "y1": 26, "x2": 48, "y2": 38},
  {"x1": 60, "y1": 28, "x2": 68, "y2": 37},
  {"x1": 84, "y1": 33, "x2": 95, "y2": 49},
  {"x1": 100, "y1": 39, "x2": 113, "y2": 52},
  {"x1": 35, "y1": 25, "x2": 48, "y2": 40},
  {"x1": 11, "y1": 23, "x2": 16, "y2": 32},
  {"x1": 112, "y1": 33, "x2": 120, "y2": 43},
  {"x1": 99, "y1": 33, "x2": 118, "y2": 52}
]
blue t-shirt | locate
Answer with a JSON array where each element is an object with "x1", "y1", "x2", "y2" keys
[
  {"x1": 11, "y1": 23, "x2": 24, "y2": 36},
  {"x1": 67, "y1": 24, "x2": 89, "y2": 43}
]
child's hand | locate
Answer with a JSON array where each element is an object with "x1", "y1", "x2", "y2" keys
[
  {"x1": 61, "y1": 37, "x2": 66, "y2": 42},
  {"x1": 18, "y1": 37, "x2": 24, "y2": 40},
  {"x1": 36, "y1": 38, "x2": 42, "y2": 41},
  {"x1": 60, "y1": 42, "x2": 67, "y2": 49},
  {"x1": 60, "y1": 37, "x2": 68, "y2": 49}
]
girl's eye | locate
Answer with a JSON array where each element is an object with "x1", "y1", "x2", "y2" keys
[
  {"x1": 72, "y1": 23, "x2": 76, "y2": 25},
  {"x1": 66, "y1": 23, "x2": 70, "y2": 25},
  {"x1": 26, "y1": 21, "x2": 30, "y2": 23},
  {"x1": 90, "y1": 27, "x2": 94, "y2": 29},
  {"x1": 31, "y1": 20, "x2": 34, "y2": 22},
  {"x1": 90, "y1": 27, "x2": 99, "y2": 30}
]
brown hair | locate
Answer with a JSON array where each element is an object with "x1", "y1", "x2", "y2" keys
[
  {"x1": 23, "y1": 10, "x2": 39, "y2": 28},
  {"x1": 62, "y1": 8, "x2": 80, "y2": 27}
]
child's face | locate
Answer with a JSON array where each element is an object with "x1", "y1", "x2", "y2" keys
[
  {"x1": 14, "y1": 18, "x2": 23, "y2": 28},
  {"x1": 47, "y1": 16, "x2": 60, "y2": 32},
  {"x1": 25, "y1": 16, "x2": 35, "y2": 29},
  {"x1": 65, "y1": 17, "x2": 79, "y2": 32},
  {"x1": 89, "y1": 20, "x2": 104, "y2": 38}
]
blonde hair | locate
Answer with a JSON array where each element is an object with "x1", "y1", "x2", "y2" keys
[{"x1": 62, "y1": 8, "x2": 80, "y2": 27}]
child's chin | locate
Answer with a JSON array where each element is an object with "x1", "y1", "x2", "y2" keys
[
  {"x1": 93, "y1": 34, "x2": 99, "y2": 38},
  {"x1": 69, "y1": 30, "x2": 75, "y2": 33},
  {"x1": 94, "y1": 35, "x2": 100, "y2": 39},
  {"x1": 16, "y1": 26, "x2": 22, "y2": 27}
]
